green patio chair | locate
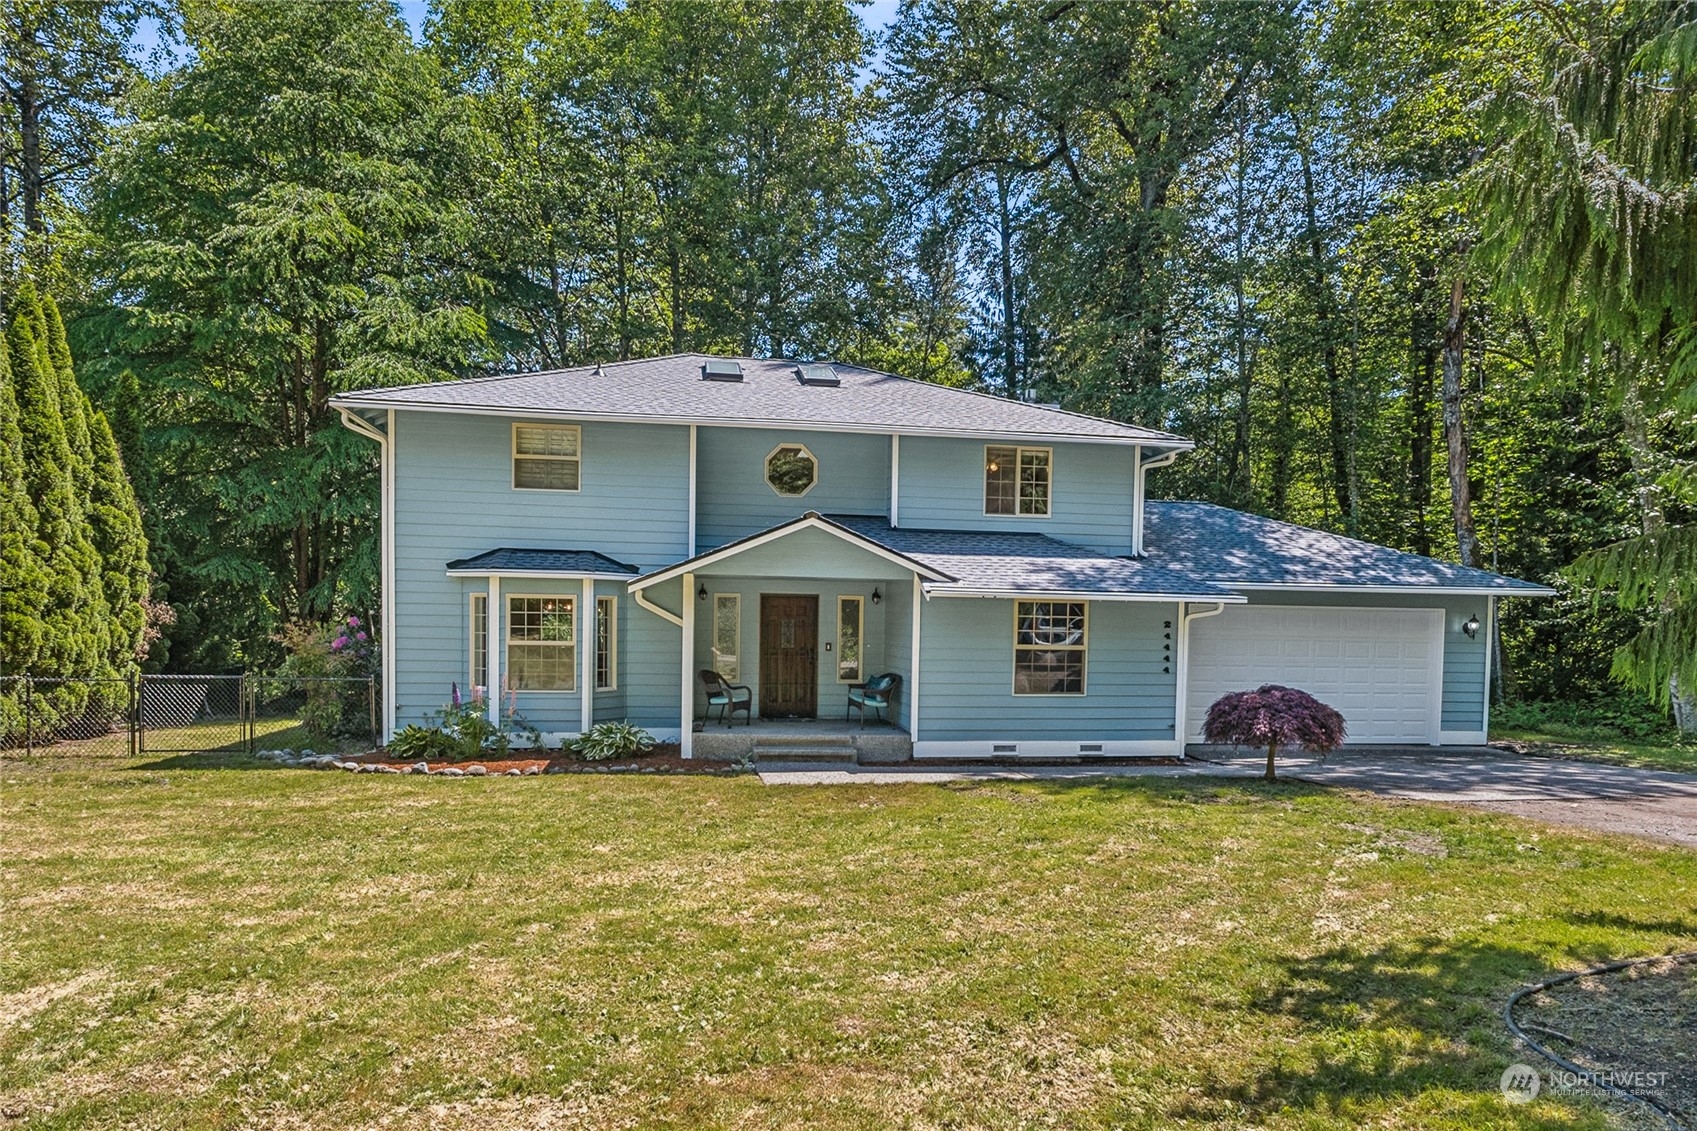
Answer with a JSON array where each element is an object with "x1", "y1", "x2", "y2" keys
[
  {"x1": 699, "y1": 669, "x2": 752, "y2": 728},
  {"x1": 846, "y1": 673, "x2": 901, "y2": 729}
]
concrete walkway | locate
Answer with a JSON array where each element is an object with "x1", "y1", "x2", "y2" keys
[
  {"x1": 758, "y1": 747, "x2": 1697, "y2": 848},
  {"x1": 754, "y1": 761, "x2": 1199, "y2": 786},
  {"x1": 1188, "y1": 746, "x2": 1697, "y2": 847}
]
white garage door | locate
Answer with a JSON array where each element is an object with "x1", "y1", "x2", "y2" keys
[{"x1": 1185, "y1": 606, "x2": 1441, "y2": 744}]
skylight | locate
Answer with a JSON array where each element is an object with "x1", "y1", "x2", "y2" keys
[
  {"x1": 701, "y1": 359, "x2": 744, "y2": 382},
  {"x1": 795, "y1": 363, "x2": 840, "y2": 387}
]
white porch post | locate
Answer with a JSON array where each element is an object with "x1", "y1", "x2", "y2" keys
[
  {"x1": 581, "y1": 577, "x2": 594, "y2": 734},
  {"x1": 909, "y1": 573, "x2": 921, "y2": 742},
  {"x1": 680, "y1": 571, "x2": 696, "y2": 758},
  {"x1": 486, "y1": 574, "x2": 502, "y2": 727}
]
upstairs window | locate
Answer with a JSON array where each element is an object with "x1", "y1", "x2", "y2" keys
[
  {"x1": 764, "y1": 443, "x2": 818, "y2": 497},
  {"x1": 513, "y1": 424, "x2": 581, "y2": 491},
  {"x1": 985, "y1": 445, "x2": 1050, "y2": 516},
  {"x1": 1013, "y1": 601, "x2": 1086, "y2": 695}
]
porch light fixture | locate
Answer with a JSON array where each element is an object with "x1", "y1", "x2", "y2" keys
[
  {"x1": 871, "y1": 587, "x2": 881, "y2": 605},
  {"x1": 698, "y1": 583, "x2": 708, "y2": 601},
  {"x1": 1462, "y1": 613, "x2": 1480, "y2": 639}
]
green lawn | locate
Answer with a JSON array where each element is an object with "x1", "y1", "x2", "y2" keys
[{"x1": 4, "y1": 753, "x2": 1694, "y2": 1129}]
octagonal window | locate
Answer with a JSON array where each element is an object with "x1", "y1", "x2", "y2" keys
[{"x1": 765, "y1": 444, "x2": 818, "y2": 497}]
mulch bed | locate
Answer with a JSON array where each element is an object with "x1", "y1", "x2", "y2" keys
[{"x1": 341, "y1": 742, "x2": 741, "y2": 775}]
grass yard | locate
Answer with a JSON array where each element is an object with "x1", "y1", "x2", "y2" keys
[{"x1": 3, "y1": 753, "x2": 1695, "y2": 1130}]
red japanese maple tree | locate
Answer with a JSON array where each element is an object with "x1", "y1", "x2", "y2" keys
[{"x1": 1202, "y1": 684, "x2": 1347, "y2": 782}]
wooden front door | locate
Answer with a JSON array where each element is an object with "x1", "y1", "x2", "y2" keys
[{"x1": 759, "y1": 594, "x2": 818, "y2": 718}]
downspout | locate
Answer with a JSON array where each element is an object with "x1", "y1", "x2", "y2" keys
[
  {"x1": 631, "y1": 586, "x2": 684, "y2": 628},
  {"x1": 1174, "y1": 600, "x2": 1227, "y2": 756},
  {"x1": 1133, "y1": 448, "x2": 1182, "y2": 558},
  {"x1": 336, "y1": 407, "x2": 395, "y2": 739}
]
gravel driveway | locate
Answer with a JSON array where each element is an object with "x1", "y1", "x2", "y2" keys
[{"x1": 1188, "y1": 746, "x2": 1697, "y2": 847}]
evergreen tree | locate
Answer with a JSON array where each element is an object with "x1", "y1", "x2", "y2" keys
[
  {"x1": 0, "y1": 338, "x2": 50, "y2": 734},
  {"x1": 86, "y1": 405, "x2": 150, "y2": 665},
  {"x1": 5, "y1": 282, "x2": 107, "y2": 697}
]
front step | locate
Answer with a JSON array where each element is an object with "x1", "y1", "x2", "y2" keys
[
  {"x1": 751, "y1": 734, "x2": 855, "y2": 759},
  {"x1": 753, "y1": 745, "x2": 859, "y2": 763}
]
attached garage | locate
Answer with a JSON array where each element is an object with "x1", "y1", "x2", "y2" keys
[{"x1": 1184, "y1": 605, "x2": 1443, "y2": 744}]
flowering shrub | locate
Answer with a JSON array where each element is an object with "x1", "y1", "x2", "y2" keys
[
  {"x1": 1202, "y1": 684, "x2": 1347, "y2": 782},
  {"x1": 278, "y1": 616, "x2": 379, "y2": 743},
  {"x1": 327, "y1": 614, "x2": 376, "y2": 673}
]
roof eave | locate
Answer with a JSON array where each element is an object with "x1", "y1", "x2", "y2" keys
[
  {"x1": 325, "y1": 396, "x2": 1192, "y2": 449},
  {"x1": 923, "y1": 585, "x2": 1247, "y2": 603},
  {"x1": 1226, "y1": 582, "x2": 1557, "y2": 597}
]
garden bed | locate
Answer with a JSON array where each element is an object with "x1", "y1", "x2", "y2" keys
[{"x1": 335, "y1": 743, "x2": 732, "y2": 776}]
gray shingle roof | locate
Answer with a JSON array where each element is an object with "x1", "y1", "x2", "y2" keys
[
  {"x1": 445, "y1": 547, "x2": 638, "y2": 576},
  {"x1": 1142, "y1": 502, "x2": 1553, "y2": 593},
  {"x1": 332, "y1": 353, "x2": 1187, "y2": 447},
  {"x1": 823, "y1": 516, "x2": 1241, "y2": 599}
]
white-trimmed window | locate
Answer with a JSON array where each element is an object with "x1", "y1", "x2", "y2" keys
[
  {"x1": 595, "y1": 596, "x2": 617, "y2": 691},
  {"x1": 512, "y1": 423, "x2": 581, "y2": 491},
  {"x1": 507, "y1": 595, "x2": 575, "y2": 691},
  {"x1": 764, "y1": 443, "x2": 818, "y2": 497},
  {"x1": 1013, "y1": 601, "x2": 1086, "y2": 695},
  {"x1": 469, "y1": 593, "x2": 488, "y2": 694},
  {"x1": 712, "y1": 594, "x2": 741, "y2": 681},
  {"x1": 837, "y1": 595, "x2": 864, "y2": 682},
  {"x1": 985, "y1": 445, "x2": 1051, "y2": 516}
]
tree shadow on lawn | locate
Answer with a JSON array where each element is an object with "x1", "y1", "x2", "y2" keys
[{"x1": 1157, "y1": 935, "x2": 1638, "y2": 1127}]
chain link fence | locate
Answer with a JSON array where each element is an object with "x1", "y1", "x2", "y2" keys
[{"x1": 1, "y1": 673, "x2": 377, "y2": 759}]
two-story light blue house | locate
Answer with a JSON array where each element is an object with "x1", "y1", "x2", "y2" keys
[{"x1": 331, "y1": 355, "x2": 1551, "y2": 760}]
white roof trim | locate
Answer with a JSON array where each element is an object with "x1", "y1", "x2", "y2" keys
[
  {"x1": 630, "y1": 514, "x2": 955, "y2": 590},
  {"x1": 924, "y1": 587, "x2": 1248, "y2": 604},
  {"x1": 327, "y1": 399, "x2": 1192, "y2": 450},
  {"x1": 445, "y1": 569, "x2": 636, "y2": 580},
  {"x1": 1229, "y1": 582, "x2": 1556, "y2": 596}
]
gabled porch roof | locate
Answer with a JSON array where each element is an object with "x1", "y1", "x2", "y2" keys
[{"x1": 628, "y1": 513, "x2": 957, "y2": 590}]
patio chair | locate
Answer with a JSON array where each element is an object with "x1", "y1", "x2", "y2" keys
[
  {"x1": 699, "y1": 669, "x2": 752, "y2": 728},
  {"x1": 846, "y1": 673, "x2": 901, "y2": 729}
]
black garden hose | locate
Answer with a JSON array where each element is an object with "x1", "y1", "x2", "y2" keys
[{"x1": 1503, "y1": 951, "x2": 1697, "y2": 1130}]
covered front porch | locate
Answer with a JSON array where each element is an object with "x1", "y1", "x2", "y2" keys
[{"x1": 628, "y1": 514, "x2": 947, "y2": 757}]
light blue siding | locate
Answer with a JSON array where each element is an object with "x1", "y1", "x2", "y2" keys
[
  {"x1": 884, "y1": 580, "x2": 913, "y2": 730},
  {"x1": 694, "y1": 426, "x2": 890, "y2": 551},
  {"x1": 895, "y1": 437, "x2": 1137, "y2": 555},
  {"x1": 390, "y1": 410, "x2": 689, "y2": 731},
  {"x1": 919, "y1": 598, "x2": 1178, "y2": 741},
  {"x1": 1241, "y1": 590, "x2": 1490, "y2": 734}
]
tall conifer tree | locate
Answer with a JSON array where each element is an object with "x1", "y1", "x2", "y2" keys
[
  {"x1": 1, "y1": 340, "x2": 51, "y2": 735},
  {"x1": 6, "y1": 283, "x2": 108, "y2": 693}
]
